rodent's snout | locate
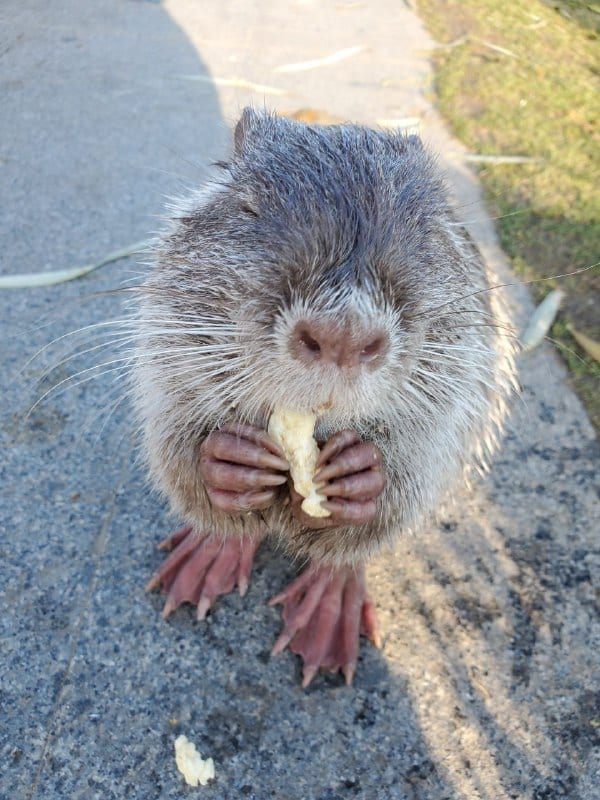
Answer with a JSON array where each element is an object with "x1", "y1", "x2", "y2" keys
[{"x1": 289, "y1": 319, "x2": 389, "y2": 370}]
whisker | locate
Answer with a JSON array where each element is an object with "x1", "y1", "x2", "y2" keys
[
  {"x1": 92, "y1": 391, "x2": 131, "y2": 444},
  {"x1": 431, "y1": 306, "x2": 517, "y2": 329},
  {"x1": 416, "y1": 353, "x2": 497, "y2": 376},
  {"x1": 25, "y1": 316, "x2": 241, "y2": 362},
  {"x1": 448, "y1": 207, "x2": 530, "y2": 227},
  {"x1": 401, "y1": 380, "x2": 442, "y2": 417},
  {"x1": 442, "y1": 323, "x2": 521, "y2": 341},
  {"x1": 76, "y1": 374, "x2": 130, "y2": 441},
  {"x1": 414, "y1": 262, "x2": 598, "y2": 320},
  {"x1": 413, "y1": 366, "x2": 500, "y2": 397},
  {"x1": 421, "y1": 341, "x2": 496, "y2": 354},
  {"x1": 541, "y1": 335, "x2": 592, "y2": 367},
  {"x1": 27, "y1": 362, "x2": 131, "y2": 419},
  {"x1": 26, "y1": 322, "x2": 243, "y2": 377}
]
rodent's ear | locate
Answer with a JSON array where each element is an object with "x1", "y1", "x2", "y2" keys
[
  {"x1": 234, "y1": 107, "x2": 260, "y2": 155},
  {"x1": 389, "y1": 132, "x2": 424, "y2": 153},
  {"x1": 406, "y1": 134, "x2": 424, "y2": 149}
]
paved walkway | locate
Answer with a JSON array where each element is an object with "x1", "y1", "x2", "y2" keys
[{"x1": 1, "y1": 1, "x2": 598, "y2": 798}]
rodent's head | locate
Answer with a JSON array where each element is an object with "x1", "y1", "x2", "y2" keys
[{"x1": 139, "y1": 109, "x2": 490, "y2": 429}]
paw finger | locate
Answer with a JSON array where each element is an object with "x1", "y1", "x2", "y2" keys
[
  {"x1": 146, "y1": 529, "x2": 201, "y2": 592},
  {"x1": 202, "y1": 459, "x2": 287, "y2": 491},
  {"x1": 161, "y1": 536, "x2": 222, "y2": 616},
  {"x1": 323, "y1": 468, "x2": 384, "y2": 500},
  {"x1": 293, "y1": 579, "x2": 344, "y2": 687},
  {"x1": 322, "y1": 498, "x2": 377, "y2": 525},
  {"x1": 157, "y1": 525, "x2": 194, "y2": 551},
  {"x1": 207, "y1": 487, "x2": 277, "y2": 513},
  {"x1": 316, "y1": 442, "x2": 382, "y2": 482},
  {"x1": 269, "y1": 568, "x2": 315, "y2": 606},
  {"x1": 203, "y1": 432, "x2": 289, "y2": 471},
  {"x1": 219, "y1": 423, "x2": 289, "y2": 462},
  {"x1": 316, "y1": 430, "x2": 362, "y2": 468}
]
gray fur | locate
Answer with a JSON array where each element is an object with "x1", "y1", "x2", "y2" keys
[{"x1": 130, "y1": 108, "x2": 518, "y2": 567}]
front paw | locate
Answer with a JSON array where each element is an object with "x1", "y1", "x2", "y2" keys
[
  {"x1": 199, "y1": 423, "x2": 289, "y2": 513},
  {"x1": 291, "y1": 430, "x2": 385, "y2": 527}
]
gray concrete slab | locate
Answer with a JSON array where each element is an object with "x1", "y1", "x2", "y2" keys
[{"x1": 1, "y1": 2, "x2": 598, "y2": 799}]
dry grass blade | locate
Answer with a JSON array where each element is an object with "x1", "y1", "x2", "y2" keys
[
  {"x1": 274, "y1": 45, "x2": 365, "y2": 74},
  {"x1": 521, "y1": 289, "x2": 565, "y2": 352},
  {"x1": 376, "y1": 117, "x2": 421, "y2": 132},
  {"x1": 173, "y1": 74, "x2": 287, "y2": 96},
  {"x1": 462, "y1": 154, "x2": 540, "y2": 164},
  {"x1": 0, "y1": 240, "x2": 151, "y2": 289},
  {"x1": 474, "y1": 38, "x2": 518, "y2": 58},
  {"x1": 569, "y1": 326, "x2": 600, "y2": 363}
]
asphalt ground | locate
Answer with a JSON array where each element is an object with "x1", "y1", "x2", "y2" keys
[{"x1": 1, "y1": 2, "x2": 598, "y2": 798}]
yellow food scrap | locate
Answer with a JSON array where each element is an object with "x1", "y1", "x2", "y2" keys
[
  {"x1": 174, "y1": 735, "x2": 215, "y2": 787},
  {"x1": 268, "y1": 407, "x2": 330, "y2": 518}
]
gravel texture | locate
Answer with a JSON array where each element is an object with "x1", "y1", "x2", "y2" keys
[{"x1": 1, "y1": 2, "x2": 598, "y2": 799}]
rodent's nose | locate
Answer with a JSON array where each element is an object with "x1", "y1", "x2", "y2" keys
[{"x1": 290, "y1": 320, "x2": 389, "y2": 369}]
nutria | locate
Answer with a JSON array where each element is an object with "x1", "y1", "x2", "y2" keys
[{"x1": 136, "y1": 108, "x2": 517, "y2": 686}]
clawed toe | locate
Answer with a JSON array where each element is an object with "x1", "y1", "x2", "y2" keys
[
  {"x1": 157, "y1": 524, "x2": 194, "y2": 552},
  {"x1": 146, "y1": 527, "x2": 262, "y2": 620},
  {"x1": 145, "y1": 527, "x2": 201, "y2": 593},
  {"x1": 270, "y1": 563, "x2": 379, "y2": 687},
  {"x1": 148, "y1": 529, "x2": 379, "y2": 686}
]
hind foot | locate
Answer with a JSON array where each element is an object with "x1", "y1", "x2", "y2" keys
[
  {"x1": 146, "y1": 525, "x2": 264, "y2": 619},
  {"x1": 270, "y1": 562, "x2": 381, "y2": 688}
]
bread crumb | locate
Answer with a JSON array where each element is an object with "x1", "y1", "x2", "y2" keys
[
  {"x1": 174, "y1": 735, "x2": 215, "y2": 787},
  {"x1": 268, "y1": 406, "x2": 330, "y2": 518}
]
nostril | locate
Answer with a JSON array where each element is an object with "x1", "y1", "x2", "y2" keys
[
  {"x1": 300, "y1": 330, "x2": 321, "y2": 355},
  {"x1": 290, "y1": 323, "x2": 324, "y2": 363},
  {"x1": 291, "y1": 321, "x2": 388, "y2": 368},
  {"x1": 359, "y1": 336, "x2": 386, "y2": 362}
]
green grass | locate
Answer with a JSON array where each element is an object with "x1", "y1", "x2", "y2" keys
[{"x1": 417, "y1": 0, "x2": 600, "y2": 429}]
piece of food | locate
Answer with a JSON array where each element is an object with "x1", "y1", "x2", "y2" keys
[
  {"x1": 174, "y1": 734, "x2": 215, "y2": 787},
  {"x1": 268, "y1": 406, "x2": 330, "y2": 518}
]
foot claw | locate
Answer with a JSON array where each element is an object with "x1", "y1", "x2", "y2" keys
[
  {"x1": 161, "y1": 597, "x2": 177, "y2": 619},
  {"x1": 361, "y1": 595, "x2": 381, "y2": 647},
  {"x1": 271, "y1": 631, "x2": 292, "y2": 657},
  {"x1": 196, "y1": 595, "x2": 212, "y2": 621},
  {"x1": 301, "y1": 665, "x2": 318, "y2": 689},
  {"x1": 268, "y1": 592, "x2": 284, "y2": 607},
  {"x1": 271, "y1": 563, "x2": 378, "y2": 687},
  {"x1": 157, "y1": 525, "x2": 193, "y2": 552},
  {"x1": 147, "y1": 528, "x2": 264, "y2": 620},
  {"x1": 343, "y1": 663, "x2": 356, "y2": 686},
  {"x1": 145, "y1": 573, "x2": 160, "y2": 592}
]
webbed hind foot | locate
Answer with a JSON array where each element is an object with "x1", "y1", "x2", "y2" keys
[
  {"x1": 146, "y1": 526, "x2": 263, "y2": 619},
  {"x1": 270, "y1": 562, "x2": 380, "y2": 687}
]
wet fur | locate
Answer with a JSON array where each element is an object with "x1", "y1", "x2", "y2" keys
[{"x1": 131, "y1": 109, "x2": 518, "y2": 566}]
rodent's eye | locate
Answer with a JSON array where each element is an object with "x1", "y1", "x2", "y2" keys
[{"x1": 240, "y1": 202, "x2": 259, "y2": 217}]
